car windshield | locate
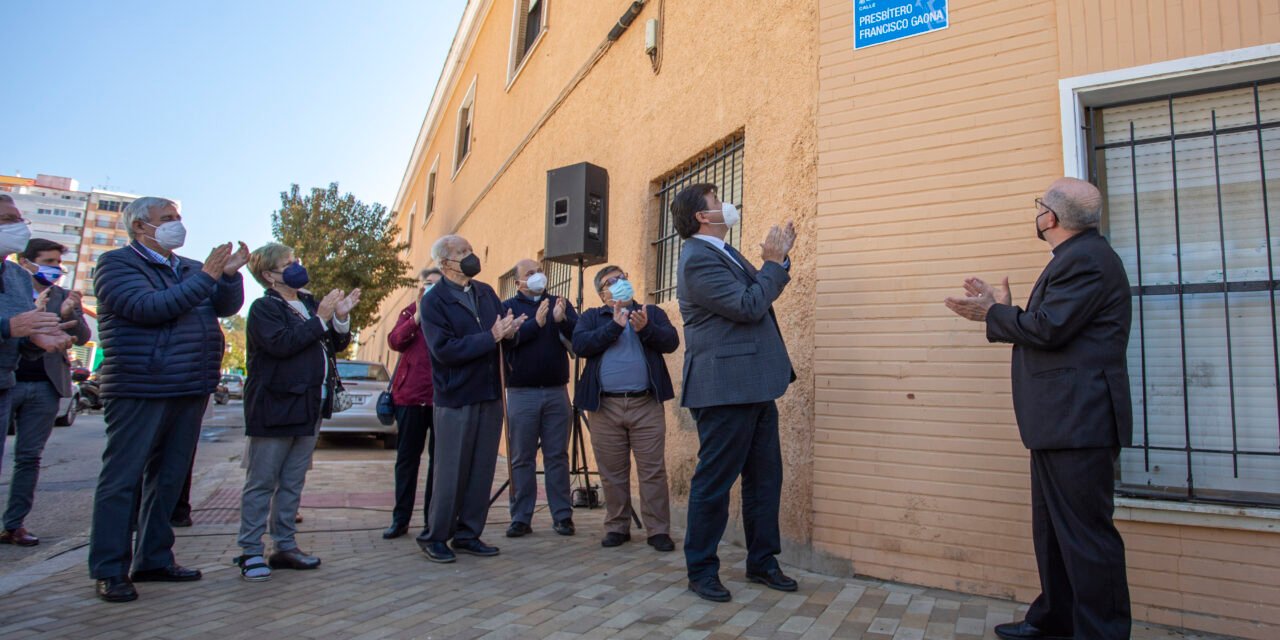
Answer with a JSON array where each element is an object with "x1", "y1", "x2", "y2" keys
[
  {"x1": 221, "y1": 375, "x2": 240, "y2": 383},
  {"x1": 336, "y1": 362, "x2": 390, "y2": 382}
]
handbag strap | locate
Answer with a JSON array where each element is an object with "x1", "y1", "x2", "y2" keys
[{"x1": 385, "y1": 355, "x2": 402, "y2": 392}]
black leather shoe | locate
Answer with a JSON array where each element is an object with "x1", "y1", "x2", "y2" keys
[
  {"x1": 382, "y1": 523, "x2": 409, "y2": 539},
  {"x1": 420, "y1": 541, "x2": 456, "y2": 563},
  {"x1": 169, "y1": 516, "x2": 193, "y2": 528},
  {"x1": 452, "y1": 539, "x2": 500, "y2": 556},
  {"x1": 506, "y1": 521, "x2": 532, "y2": 537},
  {"x1": 688, "y1": 576, "x2": 731, "y2": 602},
  {"x1": 553, "y1": 518, "x2": 575, "y2": 536},
  {"x1": 745, "y1": 566, "x2": 798, "y2": 592},
  {"x1": 130, "y1": 565, "x2": 202, "y2": 582},
  {"x1": 646, "y1": 534, "x2": 675, "y2": 551},
  {"x1": 601, "y1": 532, "x2": 631, "y2": 548},
  {"x1": 268, "y1": 548, "x2": 321, "y2": 570},
  {"x1": 994, "y1": 621, "x2": 1072, "y2": 640},
  {"x1": 95, "y1": 576, "x2": 138, "y2": 603}
]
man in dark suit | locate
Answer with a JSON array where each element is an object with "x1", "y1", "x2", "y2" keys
[
  {"x1": 945, "y1": 177, "x2": 1132, "y2": 640},
  {"x1": 673, "y1": 183, "x2": 797, "y2": 603},
  {"x1": 417, "y1": 234, "x2": 524, "y2": 563}
]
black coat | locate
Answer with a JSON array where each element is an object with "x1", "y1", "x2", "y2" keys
[
  {"x1": 243, "y1": 290, "x2": 352, "y2": 438},
  {"x1": 986, "y1": 229, "x2": 1133, "y2": 450}
]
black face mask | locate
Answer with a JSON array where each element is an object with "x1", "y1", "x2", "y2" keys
[
  {"x1": 458, "y1": 253, "x2": 482, "y2": 277},
  {"x1": 1035, "y1": 210, "x2": 1056, "y2": 242}
]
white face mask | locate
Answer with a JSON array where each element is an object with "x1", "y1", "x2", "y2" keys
[
  {"x1": 704, "y1": 203, "x2": 741, "y2": 228},
  {"x1": 144, "y1": 220, "x2": 187, "y2": 250},
  {"x1": 0, "y1": 223, "x2": 32, "y2": 256},
  {"x1": 525, "y1": 272, "x2": 548, "y2": 294}
]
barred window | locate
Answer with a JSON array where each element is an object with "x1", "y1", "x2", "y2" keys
[
  {"x1": 651, "y1": 134, "x2": 745, "y2": 304},
  {"x1": 541, "y1": 258, "x2": 573, "y2": 299},
  {"x1": 1089, "y1": 79, "x2": 1280, "y2": 505},
  {"x1": 498, "y1": 268, "x2": 517, "y2": 300}
]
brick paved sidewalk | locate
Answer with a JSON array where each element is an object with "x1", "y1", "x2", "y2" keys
[{"x1": 0, "y1": 459, "x2": 1233, "y2": 639}]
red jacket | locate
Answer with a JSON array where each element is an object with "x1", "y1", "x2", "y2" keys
[{"x1": 387, "y1": 301, "x2": 433, "y2": 406}]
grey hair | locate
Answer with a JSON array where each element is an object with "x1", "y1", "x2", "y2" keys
[
  {"x1": 122, "y1": 197, "x2": 177, "y2": 239},
  {"x1": 430, "y1": 234, "x2": 463, "y2": 263},
  {"x1": 1044, "y1": 187, "x2": 1101, "y2": 231}
]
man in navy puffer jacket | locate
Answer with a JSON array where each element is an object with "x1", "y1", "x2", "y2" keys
[{"x1": 87, "y1": 197, "x2": 247, "y2": 603}]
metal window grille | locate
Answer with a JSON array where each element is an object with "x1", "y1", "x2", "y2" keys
[
  {"x1": 1088, "y1": 78, "x2": 1280, "y2": 506},
  {"x1": 651, "y1": 134, "x2": 745, "y2": 304},
  {"x1": 498, "y1": 268, "x2": 517, "y2": 300},
  {"x1": 542, "y1": 258, "x2": 573, "y2": 299}
]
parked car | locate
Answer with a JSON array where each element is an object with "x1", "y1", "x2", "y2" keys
[
  {"x1": 220, "y1": 373, "x2": 245, "y2": 399},
  {"x1": 319, "y1": 359, "x2": 397, "y2": 449},
  {"x1": 213, "y1": 383, "x2": 230, "y2": 405}
]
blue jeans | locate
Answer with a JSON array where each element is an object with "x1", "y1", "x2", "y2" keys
[{"x1": 3, "y1": 381, "x2": 60, "y2": 530}]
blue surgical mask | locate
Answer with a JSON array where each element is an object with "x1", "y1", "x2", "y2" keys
[
  {"x1": 608, "y1": 278, "x2": 634, "y2": 303},
  {"x1": 281, "y1": 261, "x2": 310, "y2": 289},
  {"x1": 33, "y1": 264, "x2": 64, "y2": 287}
]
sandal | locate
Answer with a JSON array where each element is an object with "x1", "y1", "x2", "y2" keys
[{"x1": 234, "y1": 554, "x2": 272, "y2": 582}]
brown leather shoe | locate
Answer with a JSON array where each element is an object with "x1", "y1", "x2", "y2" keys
[{"x1": 0, "y1": 528, "x2": 39, "y2": 547}]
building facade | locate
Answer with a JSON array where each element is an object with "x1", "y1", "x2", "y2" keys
[
  {"x1": 3, "y1": 174, "x2": 88, "y2": 289},
  {"x1": 79, "y1": 189, "x2": 137, "y2": 308},
  {"x1": 363, "y1": 2, "x2": 1280, "y2": 637}
]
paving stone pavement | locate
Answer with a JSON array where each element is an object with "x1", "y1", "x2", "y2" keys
[{"x1": 0, "y1": 459, "x2": 1237, "y2": 639}]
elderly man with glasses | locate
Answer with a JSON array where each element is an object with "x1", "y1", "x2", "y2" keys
[{"x1": 571, "y1": 265, "x2": 679, "y2": 552}]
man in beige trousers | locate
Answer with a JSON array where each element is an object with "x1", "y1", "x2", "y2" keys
[{"x1": 570, "y1": 265, "x2": 680, "y2": 551}]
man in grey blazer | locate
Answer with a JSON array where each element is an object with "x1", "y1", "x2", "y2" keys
[
  {"x1": 674, "y1": 182, "x2": 797, "y2": 602},
  {"x1": 2, "y1": 238, "x2": 91, "y2": 546}
]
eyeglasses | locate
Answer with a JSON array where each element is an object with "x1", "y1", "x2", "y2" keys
[
  {"x1": 1034, "y1": 199, "x2": 1054, "y2": 225},
  {"x1": 600, "y1": 273, "x2": 628, "y2": 290}
]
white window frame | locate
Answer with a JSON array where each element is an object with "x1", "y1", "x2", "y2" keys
[
  {"x1": 506, "y1": 0, "x2": 549, "y2": 90},
  {"x1": 424, "y1": 155, "x2": 439, "y2": 227},
  {"x1": 404, "y1": 204, "x2": 416, "y2": 257},
  {"x1": 453, "y1": 76, "x2": 478, "y2": 179},
  {"x1": 1059, "y1": 43, "x2": 1280, "y2": 520}
]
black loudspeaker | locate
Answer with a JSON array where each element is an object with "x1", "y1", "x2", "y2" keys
[{"x1": 545, "y1": 162, "x2": 608, "y2": 266}]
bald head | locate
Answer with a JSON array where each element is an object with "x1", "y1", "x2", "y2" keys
[
  {"x1": 1043, "y1": 178, "x2": 1102, "y2": 232},
  {"x1": 514, "y1": 258, "x2": 545, "y2": 295}
]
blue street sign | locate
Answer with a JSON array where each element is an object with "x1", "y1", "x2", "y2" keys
[{"x1": 855, "y1": 0, "x2": 949, "y2": 50}]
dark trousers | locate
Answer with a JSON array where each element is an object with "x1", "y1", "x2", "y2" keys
[
  {"x1": 420, "y1": 400, "x2": 502, "y2": 544},
  {"x1": 684, "y1": 401, "x2": 782, "y2": 581},
  {"x1": 1025, "y1": 448, "x2": 1131, "y2": 640},
  {"x1": 171, "y1": 456, "x2": 195, "y2": 522},
  {"x1": 392, "y1": 404, "x2": 435, "y2": 531},
  {"x1": 88, "y1": 396, "x2": 206, "y2": 579}
]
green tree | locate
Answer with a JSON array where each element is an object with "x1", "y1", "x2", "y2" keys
[
  {"x1": 221, "y1": 314, "x2": 247, "y2": 373},
  {"x1": 271, "y1": 183, "x2": 415, "y2": 332}
]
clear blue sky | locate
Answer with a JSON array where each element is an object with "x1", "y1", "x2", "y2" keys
[{"x1": 3, "y1": 0, "x2": 466, "y2": 304}]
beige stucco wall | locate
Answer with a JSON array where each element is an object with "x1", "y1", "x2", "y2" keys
[
  {"x1": 361, "y1": 0, "x2": 819, "y2": 546},
  {"x1": 815, "y1": 1, "x2": 1280, "y2": 638}
]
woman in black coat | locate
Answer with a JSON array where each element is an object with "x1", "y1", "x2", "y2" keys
[{"x1": 234, "y1": 242, "x2": 359, "y2": 581}]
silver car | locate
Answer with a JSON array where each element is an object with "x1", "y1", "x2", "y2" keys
[{"x1": 319, "y1": 359, "x2": 397, "y2": 449}]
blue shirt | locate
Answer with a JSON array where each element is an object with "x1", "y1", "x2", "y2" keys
[
  {"x1": 599, "y1": 323, "x2": 648, "y2": 393},
  {"x1": 134, "y1": 242, "x2": 180, "y2": 275}
]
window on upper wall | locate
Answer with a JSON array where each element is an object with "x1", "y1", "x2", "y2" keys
[
  {"x1": 1087, "y1": 78, "x2": 1280, "y2": 506},
  {"x1": 425, "y1": 156, "x2": 439, "y2": 222},
  {"x1": 405, "y1": 205, "x2": 416, "y2": 256},
  {"x1": 454, "y1": 78, "x2": 477, "y2": 176},
  {"x1": 93, "y1": 233, "x2": 107, "y2": 245},
  {"x1": 507, "y1": 0, "x2": 548, "y2": 86},
  {"x1": 652, "y1": 133, "x2": 746, "y2": 304}
]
